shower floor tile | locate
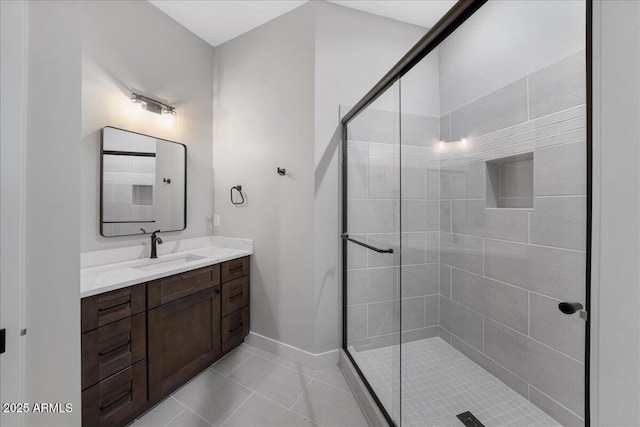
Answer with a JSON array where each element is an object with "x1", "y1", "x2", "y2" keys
[{"x1": 350, "y1": 337, "x2": 561, "y2": 427}]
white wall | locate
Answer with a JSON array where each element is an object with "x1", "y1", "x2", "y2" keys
[
  {"x1": 313, "y1": 1, "x2": 427, "y2": 352},
  {"x1": 591, "y1": 1, "x2": 640, "y2": 425},
  {"x1": 438, "y1": 0, "x2": 585, "y2": 114},
  {"x1": 23, "y1": 1, "x2": 83, "y2": 425},
  {"x1": 82, "y1": 0, "x2": 215, "y2": 251},
  {"x1": 213, "y1": 3, "x2": 317, "y2": 352},
  {"x1": 0, "y1": 2, "x2": 27, "y2": 426}
]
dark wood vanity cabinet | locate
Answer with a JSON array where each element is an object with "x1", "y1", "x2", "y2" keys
[{"x1": 81, "y1": 256, "x2": 250, "y2": 427}]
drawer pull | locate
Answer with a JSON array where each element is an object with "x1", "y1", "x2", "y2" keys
[
  {"x1": 228, "y1": 323, "x2": 243, "y2": 334},
  {"x1": 228, "y1": 264, "x2": 243, "y2": 273},
  {"x1": 98, "y1": 300, "x2": 130, "y2": 313},
  {"x1": 99, "y1": 389, "x2": 132, "y2": 412},
  {"x1": 98, "y1": 340, "x2": 131, "y2": 357},
  {"x1": 229, "y1": 292, "x2": 243, "y2": 301}
]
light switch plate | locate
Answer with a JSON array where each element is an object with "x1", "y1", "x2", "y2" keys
[{"x1": 213, "y1": 214, "x2": 220, "y2": 227}]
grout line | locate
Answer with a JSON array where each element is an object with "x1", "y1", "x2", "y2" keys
[
  {"x1": 224, "y1": 372, "x2": 257, "y2": 393},
  {"x1": 529, "y1": 384, "x2": 586, "y2": 421},
  {"x1": 528, "y1": 212, "x2": 531, "y2": 243},
  {"x1": 443, "y1": 231, "x2": 586, "y2": 253},
  {"x1": 486, "y1": 313, "x2": 586, "y2": 365},
  {"x1": 289, "y1": 378, "x2": 314, "y2": 410},
  {"x1": 535, "y1": 194, "x2": 588, "y2": 198},
  {"x1": 482, "y1": 238, "x2": 485, "y2": 276},
  {"x1": 187, "y1": 408, "x2": 215, "y2": 427},
  {"x1": 482, "y1": 315, "x2": 485, "y2": 353},
  {"x1": 365, "y1": 304, "x2": 369, "y2": 338},
  {"x1": 225, "y1": 354, "x2": 255, "y2": 377},
  {"x1": 443, "y1": 292, "x2": 584, "y2": 364},
  {"x1": 526, "y1": 76, "x2": 531, "y2": 121},
  {"x1": 219, "y1": 391, "x2": 255, "y2": 427},
  {"x1": 444, "y1": 329, "x2": 536, "y2": 398},
  {"x1": 450, "y1": 265, "x2": 581, "y2": 306},
  {"x1": 162, "y1": 408, "x2": 187, "y2": 427},
  {"x1": 422, "y1": 295, "x2": 428, "y2": 328},
  {"x1": 528, "y1": 292, "x2": 531, "y2": 337}
]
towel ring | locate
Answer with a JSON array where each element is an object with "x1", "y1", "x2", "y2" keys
[{"x1": 230, "y1": 185, "x2": 245, "y2": 205}]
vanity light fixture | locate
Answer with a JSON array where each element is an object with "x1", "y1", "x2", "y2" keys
[{"x1": 131, "y1": 92, "x2": 177, "y2": 118}]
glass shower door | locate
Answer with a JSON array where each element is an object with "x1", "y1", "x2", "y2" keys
[
  {"x1": 343, "y1": 2, "x2": 588, "y2": 425},
  {"x1": 343, "y1": 81, "x2": 402, "y2": 424}
]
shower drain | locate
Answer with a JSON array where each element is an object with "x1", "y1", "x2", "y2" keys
[{"x1": 456, "y1": 411, "x2": 485, "y2": 427}]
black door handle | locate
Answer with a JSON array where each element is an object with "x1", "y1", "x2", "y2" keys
[{"x1": 558, "y1": 302, "x2": 584, "y2": 315}]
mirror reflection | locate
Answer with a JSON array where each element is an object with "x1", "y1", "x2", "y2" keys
[{"x1": 101, "y1": 126, "x2": 186, "y2": 237}]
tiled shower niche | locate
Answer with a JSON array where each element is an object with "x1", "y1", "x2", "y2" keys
[{"x1": 486, "y1": 153, "x2": 534, "y2": 209}]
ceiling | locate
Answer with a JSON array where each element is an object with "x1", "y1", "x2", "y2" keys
[{"x1": 149, "y1": 0, "x2": 456, "y2": 47}]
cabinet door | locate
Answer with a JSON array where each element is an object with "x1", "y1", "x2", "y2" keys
[{"x1": 148, "y1": 286, "x2": 221, "y2": 402}]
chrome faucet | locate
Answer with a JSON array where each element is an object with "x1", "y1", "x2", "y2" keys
[{"x1": 141, "y1": 228, "x2": 163, "y2": 259}]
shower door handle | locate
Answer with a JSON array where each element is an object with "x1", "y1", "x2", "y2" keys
[
  {"x1": 558, "y1": 302, "x2": 588, "y2": 320},
  {"x1": 341, "y1": 233, "x2": 394, "y2": 254}
]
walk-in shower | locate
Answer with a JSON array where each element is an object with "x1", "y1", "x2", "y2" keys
[{"x1": 341, "y1": 1, "x2": 590, "y2": 426}]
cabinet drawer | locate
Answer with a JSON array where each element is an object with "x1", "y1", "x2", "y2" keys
[
  {"x1": 82, "y1": 359, "x2": 147, "y2": 427},
  {"x1": 82, "y1": 313, "x2": 146, "y2": 390},
  {"x1": 82, "y1": 284, "x2": 145, "y2": 333},
  {"x1": 221, "y1": 306, "x2": 249, "y2": 353},
  {"x1": 148, "y1": 264, "x2": 220, "y2": 309},
  {"x1": 221, "y1": 257, "x2": 249, "y2": 283},
  {"x1": 221, "y1": 276, "x2": 249, "y2": 317}
]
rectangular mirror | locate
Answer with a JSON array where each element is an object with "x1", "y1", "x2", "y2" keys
[{"x1": 100, "y1": 126, "x2": 186, "y2": 237}]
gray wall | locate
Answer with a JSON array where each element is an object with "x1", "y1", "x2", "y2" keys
[
  {"x1": 82, "y1": 0, "x2": 214, "y2": 251},
  {"x1": 437, "y1": 52, "x2": 587, "y2": 426},
  {"x1": 213, "y1": 2, "x2": 426, "y2": 354},
  {"x1": 24, "y1": 1, "x2": 83, "y2": 424}
]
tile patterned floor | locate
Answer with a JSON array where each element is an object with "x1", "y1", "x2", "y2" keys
[
  {"x1": 350, "y1": 337, "x2": 562, "y2": 427},
  {"x1": 132, "y1": 343, "x2": 369, "y2": 427}
]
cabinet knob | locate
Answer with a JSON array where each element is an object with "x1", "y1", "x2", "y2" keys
[{"x1": 214, "y1": 288, "x2": 221, "y2": 295}]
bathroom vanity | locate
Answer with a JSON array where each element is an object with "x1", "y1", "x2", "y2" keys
[{"x1": 80, "y1": 246, "x2": 251, "y2": 427}]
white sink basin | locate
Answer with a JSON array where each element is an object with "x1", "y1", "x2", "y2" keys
[{"x1": 134, "y1": 254, "x2": 207, "y2": 271}]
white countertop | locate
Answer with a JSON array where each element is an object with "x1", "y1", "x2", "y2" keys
[{"x1": 81, "y1": 243, "x2": 252, "y2": 298}]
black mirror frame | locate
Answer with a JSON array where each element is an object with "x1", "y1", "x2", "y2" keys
[{"x1": 99, "y1": 126, "x2": 187, "y2": 238}]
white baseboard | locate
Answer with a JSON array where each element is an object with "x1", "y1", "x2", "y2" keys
[{"x1": 244, "y1": 332, "x2": 339, "y2": 369}]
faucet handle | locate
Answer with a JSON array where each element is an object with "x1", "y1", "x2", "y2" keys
[{"x1": 140, "y1": 228, "x2": 147, "y2": 234}]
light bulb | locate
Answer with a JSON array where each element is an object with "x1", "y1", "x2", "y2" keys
[
  {"x1": 163, "y1": 110, "x2": 177, "y2": 129},
  {"x1": 130, "y1": 100, "x2": 145, "y2": 117}
]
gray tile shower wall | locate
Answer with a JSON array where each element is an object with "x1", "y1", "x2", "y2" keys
[
  {"x1": 438, "y1": 51, "x2": 587, "y2": 424},
  {"x1": 346, "y1": 107, "x2": 441, "y2": 352}
]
